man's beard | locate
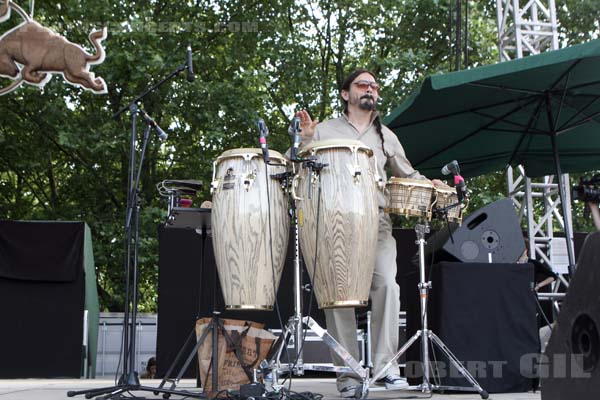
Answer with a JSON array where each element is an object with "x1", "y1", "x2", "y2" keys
[{"x1": 358, "y1": 95, "x2": 376, "y2": 111}]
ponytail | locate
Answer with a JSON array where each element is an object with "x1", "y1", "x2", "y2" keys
[{"x1": 374, "y1": 115, "x2": 391, "y2": 158}]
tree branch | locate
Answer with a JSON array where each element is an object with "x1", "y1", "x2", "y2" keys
[{"x1": 0, "y1": 157, "x2": 51, "y2": 211}]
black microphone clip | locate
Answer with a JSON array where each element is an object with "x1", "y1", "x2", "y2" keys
[
  {"x1": 257, "y1": 118, "x2": 270, "y2": 164},
  {"x1": 442, "y1": 160, "x2": 468, "y2": 202},
  {"x1": 288, "y1": 116, "x2": 301, "y2": 161},
  {"x1": 139, "y1": 110, "x2": 168, "y2": 141}
]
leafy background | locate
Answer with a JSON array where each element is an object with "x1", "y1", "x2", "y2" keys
[{"x1": 1, "y1": 0, "x2": 598, "y2": 311}]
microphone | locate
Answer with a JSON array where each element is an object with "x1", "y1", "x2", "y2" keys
[
  {"x1": 257, "y1": 118, "x2": 269, "y2": 164},
  {"x1": 441, "y1": 160, "x2": 468, "y2": 201},
  {"x1": 139, "y1": 110, "x2": 168, "y2": 141},
  {"x1": 441, "y1": 160, "x2": 459, "y2": 176},
  {"x1": 288, "y1": 116, "x2": 301, "y2": 161},
  {"x1": 186, "y1": 44, "x2": 195, "y2": 82}
]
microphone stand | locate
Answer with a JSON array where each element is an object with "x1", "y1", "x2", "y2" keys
[
  {"x1": 432, "y1": 200, "x2": 463, "y2": 244},
  {"x1": 112, "y1": 62, "x2": 189, "y2": 120},
  {"x1": 68, "y1": 57, "x2": 200, "y2": 400}
]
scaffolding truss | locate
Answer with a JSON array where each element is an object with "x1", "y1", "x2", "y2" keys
[
  {"x1": 496, "y1": 0, "x2": 559, "y2": 61},
  {"x1": 496, "y1": 1, "x2": 570, "y2": 300}
]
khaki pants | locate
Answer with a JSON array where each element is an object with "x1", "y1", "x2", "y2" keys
[{"x1": 324, "y1": 213, "x2": 400, "y2": 391}]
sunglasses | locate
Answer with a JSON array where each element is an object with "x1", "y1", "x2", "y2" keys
[{"x1": 353, "y1": 80, "x2": 380, "y2": 91}]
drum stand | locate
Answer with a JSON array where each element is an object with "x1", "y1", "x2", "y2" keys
[
  {"x1": 370, "y1": 216, "x2": 489, "y2": 399},
  {"x1": 261, "y1": 214, "x2": 370, "y2": 386},
  {"x1": 157, "y1": 311, "x2": 224, "y2": 398},
  {"x1": 261, "y1": 160, "x2": 371, "y2": 398}
]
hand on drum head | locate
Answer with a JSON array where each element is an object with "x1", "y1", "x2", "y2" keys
[
  {"x1": 295, "y1": 110, "x2": 319, "y2": 138},
  {"x1": 432, "y1": 178, "x2": 452, "y2": 189}
]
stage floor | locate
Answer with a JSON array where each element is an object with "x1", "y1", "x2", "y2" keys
[{"x1": 0, "y1": 378, "x2": 542, "y2": 400}]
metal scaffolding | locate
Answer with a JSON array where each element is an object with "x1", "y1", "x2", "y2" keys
[
  {"x1": 496, "y1": 0, "x2": 559, "y2": 61},
  {"x1": 496, "y1": 1, "x2": 571, "y2": 293}
]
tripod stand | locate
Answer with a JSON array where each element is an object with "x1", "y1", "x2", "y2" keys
[
  {"x1": 369, "y1": 216, "x2": 489, "y2": 399},
  {"x1": 156, "y1": 211, "x2": 221, "y2": 398},
  {"x1": 157, "y1": 310, "x2": 223, "y2": 398},
  {"x1": 68, "y1": 51, "x2": 198, "y2": 400}
]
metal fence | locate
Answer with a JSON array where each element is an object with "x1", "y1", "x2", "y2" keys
[{"x1": 95, "y1": 313, "x2": 157, "y2": 378}]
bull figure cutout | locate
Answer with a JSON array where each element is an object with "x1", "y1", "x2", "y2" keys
[{"x1": 0, "y1": 0, "x2": 107, "y2": 95}]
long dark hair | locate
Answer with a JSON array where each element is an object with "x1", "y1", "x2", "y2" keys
[{"x1": 341, "y1": 68, "x2": 390, "y2": 158}]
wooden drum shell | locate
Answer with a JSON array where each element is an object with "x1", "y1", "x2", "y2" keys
[
  {"x1": 434, "y1": 186, "x2": 463, "y2": 223},
  {"x1": 211, "y1": 149, "x2": 290, "y2": 310},
  {"x1": 385, "y1": 177, "x2": 435, "y2": 220},
  {"x1": 295, "y1": 140, "x2": 379, "y2": 309}
]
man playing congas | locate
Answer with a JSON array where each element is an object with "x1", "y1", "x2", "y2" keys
[{"x1": 296, "y1": 68, "x2": 445, "y2": 397}]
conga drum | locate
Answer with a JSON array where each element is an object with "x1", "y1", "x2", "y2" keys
[
  {"x1": 385, "y1": 177, "x2": 435, "y2": 220},
  {"x1": 211, "y1": 148, "x2": 289, "y2": 310},
  {"x1": 293, "y1": 139, "x2": 379, "y2": 309}
]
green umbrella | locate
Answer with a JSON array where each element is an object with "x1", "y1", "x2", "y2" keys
[
  {"x1": 385, "y1": 39, "x2": 600, "y2": 274},
  {"x1": 385, "y1": 39, "x2": 600, "y2": 180}
]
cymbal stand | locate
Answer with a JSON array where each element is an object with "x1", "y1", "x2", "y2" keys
[
  {"x1": 261, "y1": 158, "x2": 370, "y2": 398},
  {"x1": 370, "y1": 217, "x2": 489, "y2": 399}
]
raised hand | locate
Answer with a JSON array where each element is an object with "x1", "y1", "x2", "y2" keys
[{"x1": 295, "y1": 110, "x2": 319, "y2": 138}]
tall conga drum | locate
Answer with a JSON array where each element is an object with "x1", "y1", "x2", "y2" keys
[
  {"x1": 293, "y1": 139, "x2": 379, "y2": 309},
  {"x1": 211, "y1": 149, "x2": 290, "y2": 310}
]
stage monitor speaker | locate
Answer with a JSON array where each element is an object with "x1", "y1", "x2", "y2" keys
[
  {"x1": 426, "y1": 198, "x2": 525, "y2": 263},
  {"x1": 541, "y1": 231, "x2": 600, "y2": 399}
]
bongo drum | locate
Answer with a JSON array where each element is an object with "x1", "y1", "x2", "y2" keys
[
  {"x1": 293, "y1": 139, "x2": 379, "y2": 309},
  {"x1": 385, "y1": 177, "x2": 435, "y2": 220},
  {"x1": 433, "y1": 186, "x2": 462, "y2": 223},
  {"x1": 210, "y1": 148, "x2": 289, "y2": 310}
]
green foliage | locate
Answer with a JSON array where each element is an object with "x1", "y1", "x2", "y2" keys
[
  {"x1": 558, "y1": 0, "x2": 600, "y2": 43},
  {"x1": 1, "y1": 0, "x2": 598, "y2": 311}
]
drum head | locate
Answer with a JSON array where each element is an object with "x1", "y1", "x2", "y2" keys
[
  {"x1": 434, "y1": 186, "x2": 456, "y2": 195},
  {"x1": 387, "y1": 177, "x2": 434, "y2": 188},
  {"x1": 216, "y1": 148, "x2": 287, "y2": 165},
  {"x1": 298, "y1": 139, "x2": 373, "y2": 157}
]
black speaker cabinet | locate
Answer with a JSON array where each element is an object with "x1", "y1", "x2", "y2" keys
[
  {"x1": 425, "y1": 198, "x2": 525, "y2": 263},
  {"x1": 541, "y1": 231, "x2": 600, "y2": 399}
]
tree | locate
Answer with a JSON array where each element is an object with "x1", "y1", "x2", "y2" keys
[{"x1": 1, "y1": 0, "x2": 598, "y2": 311}]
